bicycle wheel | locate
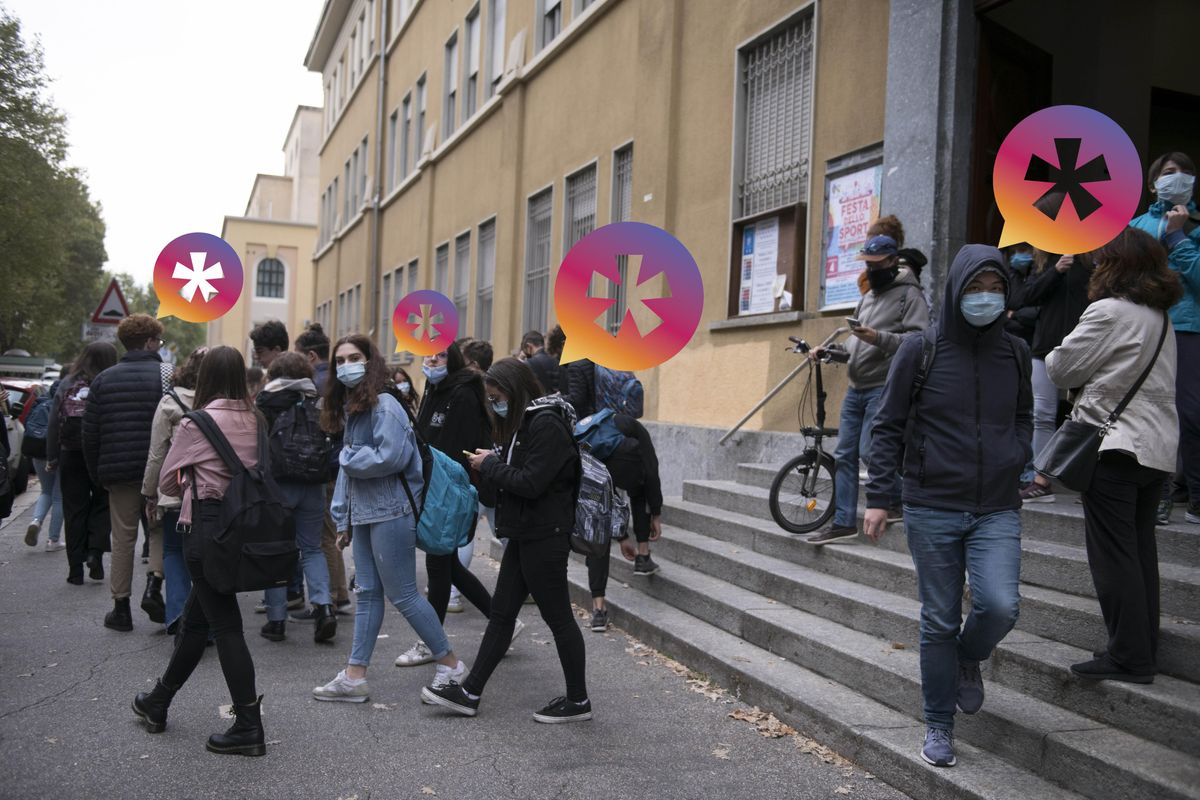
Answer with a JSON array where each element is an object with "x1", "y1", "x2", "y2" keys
[{"x1": 768, "y1": 450, "x2": 836, "y2": 534}]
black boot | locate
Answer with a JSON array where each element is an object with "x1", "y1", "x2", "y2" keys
[
  {"x1": 260, "y1": 620, "x2": 286, "y2": 642},
  {"x1": 141, "y1": 573, "x2": 165, "y2": 623},
  {"x1": 104, "y1": 598, "x2": 133, "y2": 632},
  {"x1": 206, "y1": 695, "x2": 266, "y2": 756},
  {"x1": 67, "y1": 564, "x2": 84, "y2": 585},
  {"x1": 87, "y1": 552, "x2": 104, "y2": 581},
  {"x1": 313, "y1": 604, "x2": 337, "y2": 643},
  {"x1": 132, "y1": 678, "x2": 179, "y2": 733}
]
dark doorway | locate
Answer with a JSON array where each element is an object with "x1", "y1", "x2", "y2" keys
[{"x1": 1146, "y1": 87, "x2": 1200, "y2": 207}]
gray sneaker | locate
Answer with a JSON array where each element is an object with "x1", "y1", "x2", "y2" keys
[
  {"x1": 921, "y1": 727, "x2": 956, "y2": 767},
  {"x1": 956, "y1": 660, "x2": 984, "y2": 714},
  {"x1": 806, "y1": 525, "x2": 857, "y2": 545},
  {"x1": 395, "y1": 641, "x2": 435, "y2": 667},
  {"x1": 312, "y1": 670, "x2": 370, "y2": 703}
]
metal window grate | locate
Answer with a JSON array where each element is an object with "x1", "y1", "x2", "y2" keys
[
  {"x1": 256, "y1": 258, "x2": 285, "y2": 299},
  {"x1": 435, "y1": 244, "x2": 449, "y2": 296},
  {"x1": 454, "y1": 232, "x2": 470, "y2": 332},
  {"x1": 608, "y1": 145, "x2": 633, "y2": 333},
  {"x1": 565, "y1": 166, "x2": 596, "y2": 253},
  {"x1": 524, "y1": 190, "x2": 553, "y2": 333},
  {"x1": 739, "y1": 16, "x2": 813, "y2": 218},
  {"x1": 382, "y1": 272, "x2": 392, "y2": 354},
  {"x1": 477, "y1": 220, "x2": 495, "y2": 341}
]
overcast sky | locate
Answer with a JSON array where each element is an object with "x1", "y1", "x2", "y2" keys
[{"x1": 8, "y1": 0, "x2": 325, "y2": 288}]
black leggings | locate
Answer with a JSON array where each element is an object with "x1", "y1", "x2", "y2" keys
[
  {"x1": 58, "y1": 449, "x2": 110, "y2": 570},
  {"x1": 425, "y1": 551, "x2": 492, "y2": 622},
  {"x1": 161, "y1": 557, "x2": 257, "y2": 704},
  {"x1": 463, "y1": 534, "x2": 587, "y2": 702},
  {"x1": 585, "y1": 486, "x2": 652, "y2": 598}
]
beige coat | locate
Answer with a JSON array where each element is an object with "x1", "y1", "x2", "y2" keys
[
  {"x1": 1045, "y1": 298, "x2": 1178, "y2": 473},
  {"x1": 141, "y1": 388, "x2": 194, "y2": 509}
]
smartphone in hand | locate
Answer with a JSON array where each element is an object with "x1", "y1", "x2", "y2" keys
[{"x1": 845, "y1": 316, "x2": 862, "y2": 328}]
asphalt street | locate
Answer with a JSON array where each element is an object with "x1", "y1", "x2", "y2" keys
[{"x1": 0, "y1": 482, "x2": 907, "y2": 800}]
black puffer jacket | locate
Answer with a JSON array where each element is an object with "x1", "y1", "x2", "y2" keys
[
  {"x1": 526, "y1": 350, "x2": 560, "y2": 394},
  {"x1": 415, "y1": 368, "x2": 492, "y2": 473},
  {"x1": 479, "y1": 395, "x2": 580, "y2": 542},
  {"x1": 561, "y1": 358, "x2": 596, "y2": 419},
  {"x1": 866, "y1": 245, "x2": 1033, "y2": 514},
  {"x1": 82, "y1": 349, "x2": 167, "y2": 486},
  {"x1": 1019, "y1": 253, "x2": 1093, "y2": 358}
]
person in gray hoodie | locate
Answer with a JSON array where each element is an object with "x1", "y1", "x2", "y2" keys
[
  {"x1": 808, "y1": 234, "x2": 929, "y2": 544},
  {"x1": 863, "y1": 244, "x2": 1032, "y2": 768}
]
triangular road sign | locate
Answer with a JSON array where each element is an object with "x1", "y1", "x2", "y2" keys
[{"x1": 92, "y1": 278, "x2": 130, "y2": 324}]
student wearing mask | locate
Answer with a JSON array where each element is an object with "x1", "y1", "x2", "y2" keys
[
  {"x1": 520, "y1": 330, "x2": 560, "y2": 394},
  {"x1": 391, "y1": 367, "x2": 419, "y2": 416}
]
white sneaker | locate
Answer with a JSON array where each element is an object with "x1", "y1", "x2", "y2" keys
[
  {"x1": 44, "y1": 539, "x2": 65, "y2": 552},
  {"x1": 395, "y1": 641, "x2": 435, "y2": 667},
  {"x1": 312, "y1": 669, "x2": 370, "y2": 703},
  {"x1": 446, "y1": 590, "x2": 464, "y2": 613},
  {"x1": 423, "y1": 660, "x2": 468, "y2": 704}
]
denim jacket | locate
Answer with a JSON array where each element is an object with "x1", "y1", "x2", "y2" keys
[{"x1": 330, "y1": 392, "x2": 422, "y2": 529}]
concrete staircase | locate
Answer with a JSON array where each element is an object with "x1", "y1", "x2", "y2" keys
[{"x1": 561, "y1": 463, "x2": 1200, "y2": 800}]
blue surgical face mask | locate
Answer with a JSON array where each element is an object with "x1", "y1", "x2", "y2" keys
[
  {"x1": 423, "y1": 364, "x2": 448, "y2": 384},
  {"x1": 491, "y1": 400, "x2": 508, "y2": 418},
  {"x1": 1009, "y1": 252, "x2": 1034, "y2": 271},
  {"x1": 1155, "y1": 172, "x2": 1195, "y2": 206},
  {"x1": 336, "y1": 362, "x2": 367, "y2": 387},
  {"x1": 960, "y1": 292, "x2": 1006, "y2": 327},
  {"x1": 397, "y1": 381, "x2": 411, "y2": 394}
]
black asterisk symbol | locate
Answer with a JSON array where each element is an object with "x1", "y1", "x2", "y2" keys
[{"x1": 1025, "y1": 138, "x2": 1110, "y2": 221}]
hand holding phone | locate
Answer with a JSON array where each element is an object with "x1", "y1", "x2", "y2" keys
[
  {"x1": 462, "y1": 450, "x2": 475, "y2": 458},
  {"x1": 845, "y1": 316, "x2": 862, "y2": 328}
]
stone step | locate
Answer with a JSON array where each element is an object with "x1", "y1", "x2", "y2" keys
[
  {"x1": 663, "y1": 495, "x2": 1200, "y2": 683},
  {"x1": 733, "y1": 462, "x2": 1200, "y2": 565},
  {"x1": 585, "y1": 547, "x2": 1200, "y2": 800},
  {"x1": 557, "y1": 561, "x2": 1090, "y2": 800},
  {"x1": 681, "y1": 479, "x2": 1200, "y2": 618},
  {"x1": 649, "y1": 522, "x2": 1200, "y2": 760}
]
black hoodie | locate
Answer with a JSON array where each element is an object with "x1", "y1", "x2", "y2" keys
[
  {"x1": 415, "y1": 367, "x2": 492, "y2": 473},
  {"x1": 866, "y1": 244, "x2": 1033, "y2": 514}
]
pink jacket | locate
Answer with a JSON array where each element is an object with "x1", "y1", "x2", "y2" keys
[{"x1": 160, "y1": 400, "x2": 260, "y2": 524}]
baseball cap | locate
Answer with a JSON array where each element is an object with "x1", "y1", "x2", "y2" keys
[{"x1": 857, "y1": 235, "x2": 899, "y2": 262}]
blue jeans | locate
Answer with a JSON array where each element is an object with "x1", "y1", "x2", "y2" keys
[
  {"x1": 348, "y1": 513, "x2": 450, "y2": 667},
  {"x1": 904, "y1": 505, "x2": 1022, "y2": 730},
  {"x1": 31, "y1": 458, "x2": 64, "y2": 541},
  {"x1": 1023, "y1": 357, "x2": 1060, "y2": 484},
  {"x1": 834, "y1": 386, "x2": 900, "y2": 527},
  {"x1": 266, "y1": 482, "x2": 333, "y2": 621},
  {"x1": 161, "y1": 508, "x2": 190, "y2": 630}
]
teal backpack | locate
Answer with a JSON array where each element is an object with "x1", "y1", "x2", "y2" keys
[{"x1": 397, "y1": 410, "x2": 479, "y2": 556}]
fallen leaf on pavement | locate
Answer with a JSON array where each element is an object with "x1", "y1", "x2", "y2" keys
[
  {"x1": 139, "y1": 754, "x2": 149, "y2": 759},
  {"x1": 44, "y1": 737, "x2": 59, "y2": 745},
  {"x1": 728, "y1": 706, "x2": 797, "y2": 738},
  {"x1": 835, "y1": 787, "x2": 852, "y2": 795},
  {"x1": 372, "y1": 703, "x2": 390, "y2": 710},
  {"x1": 712, "y1": 745, "x2": 731, "y2": 760},
  {"x1": 890, "y1": 642, "x2": 906, "y2": 650},
  {"x1": 421, "y1": 787, "x2": 437, "y2": 795}
]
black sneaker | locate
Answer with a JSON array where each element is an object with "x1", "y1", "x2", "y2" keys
[
  {"x1": 533, "y1": 696, "x2": 592, "y2": 724},
  {"x1": 421, "y1": 681, "x2": 479, "y2": 717},
  {"x1": 1070, "y1": 655, "x2": 1154, "y2": 684},
  {"x1": 633, "y1": 555, "x2": 660, "y2": 576},
  {"x1": 590, "y1": 608, "x2": 609, "y2": 632},
  {"x1": 806, "y1": 525, "x2": 857, "y2": 545}
]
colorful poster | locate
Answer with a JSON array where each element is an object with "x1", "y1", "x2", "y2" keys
[
  {"x1": 739, "y1": 216, "x2": 780, "y2": 315},
  {"x1": 822, "y1": 163, "x2": 882, "y2": 309}
]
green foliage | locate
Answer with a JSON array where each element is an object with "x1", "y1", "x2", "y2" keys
[{"x1": 110, "y1": 273, "x2": 207, "y2": 358}]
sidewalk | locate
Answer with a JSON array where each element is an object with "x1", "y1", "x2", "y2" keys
[{"x1": 0, "y1": 480, "x2": 907, "y2": 800}]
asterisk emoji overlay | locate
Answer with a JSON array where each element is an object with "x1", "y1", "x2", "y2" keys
[
  {"x1": 1025, "y1": 138, "x2": 1110, "y2": 221},
  {"x1": 403, "y1": 304, "x2": 450, "y2": 345},
  {"x1": 173, "y1": 252, "x2": 224, "y2": 303},
  {"x1": 589, "y1": 254, "x2": 674, "y2": 339}
]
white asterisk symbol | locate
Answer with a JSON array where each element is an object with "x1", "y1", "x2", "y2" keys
[{"x1": 173, "y1": 251, "x2": 224, "y2": 303}]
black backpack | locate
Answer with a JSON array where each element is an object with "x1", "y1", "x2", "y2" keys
[
  {"x1": 267, "y1": 396, "x2": 333, "y2": 484},
  {"x1": 185, "y1": 411, "x2": 298, "y2": 595}
]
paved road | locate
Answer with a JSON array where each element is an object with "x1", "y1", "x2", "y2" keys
[{"x1": 0, "y1": 483, "x2": 907, "y2": 800}]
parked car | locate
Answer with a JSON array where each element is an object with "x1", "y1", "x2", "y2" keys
[{"x1": 1, "y1": 380, "x2": 43, "y2": 496}]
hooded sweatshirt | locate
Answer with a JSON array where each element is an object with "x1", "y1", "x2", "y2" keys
[
  {"x1": 415, "y1": 367, "x2": 492, "y2": 473},
  {"x1": 845, "y1": 267, "x2": 929, "y2": 389},
  {"x1": 865, "y1": 245, "x2": 1033, "y2": 514}
]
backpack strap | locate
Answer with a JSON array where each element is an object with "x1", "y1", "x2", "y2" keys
[
  {"x1": 903, "y1": 327, "x2": 938, "y2": 446},
  {"x1": 185, "y1": 410, "x2": 248, "y2": 476}
]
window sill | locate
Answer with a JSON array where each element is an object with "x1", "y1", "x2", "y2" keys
[
  {"x1": 708, "y1": 310, "x2": 818, "y2": 333},
  {"x1": 386, "y1": 0, "x2": 424, "y2": 58},
  {"x1": 314, "y1": 239, "x2": 336, "y2": 260},
  {"x1": 520, "y1": 0, "x2": 614, "y2": 85},
  {"x1": 380, "y1": 168, "x2": 423, "y2": 212},
  {"x1": 425, "y1": 93, "x2": 503, "y2": 167}
]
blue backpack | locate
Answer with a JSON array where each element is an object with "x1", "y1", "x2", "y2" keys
[
  {"x1": 397, "y1": 418, "x2": 479, "y2": 556},
  {"x1": 21, "y1": 397, "x2": 51, "y2": 458},
  {"x1": 574, "y1": 408, "x2": 625, "y2": 461},
  {"x1": 593, "y1": 365, "x2": 644, "y2": 418}
]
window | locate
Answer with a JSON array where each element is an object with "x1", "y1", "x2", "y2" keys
[
  {"x1": 464, "y1": 7, "x2": 481, "y2": 118},
  {"x1": 343, "y1": 159, "x2": 352, "y2": 224},
  {"x1": 564, "y1": 164, "x2": 596, "y2": 253},
  {"x1": 400, "y1": 93, "x2": 412, "y2": 179},
  {"x1": 350, "y1": 284, "x2": 362, "y2": 333},
  {"x1": 537, "y1": 0, "x2": 561, "y2": 51},
  {"x1": 351, "y1": 148, "x2": 360, "y2": 213},
  {"x1": 407, "y1": 258, "x2": 419, "y2": 293},
  {"x1": 365, "y1": 0, "x2": 375, "y2": 51},
  {"x1": 575, "y1": 0, "x2": 594, "y2": 13},
  {"x1": 359, "y1": 135, "x2": 369, "y2": 208},
  {"x1": 349, "y1": 29, "x2": 358, "y2": 86},
  {"x1": 256, "y1": 258, "x2": 285, "y2": 299},
  {"x1": 435, "y1": 242, "x2": 450, "y2": 296},
  {"x1": 337, "y1": 56, "x2": 345, "y2": 108},
  {"x1": 737, "y1": 14, "x2": 814, "y2": 218},
  {"x1": 444, "y1": 32, "x2": 459, "y2": 137},
  {"x1": 390, "y1": 264, "x2": 405, "y2": 356},
  {"x1": 416, "y1": 74, "x2": 427, "y2": 161},
  {"x1": 454, "y1": 232, "x2": 470, "y2": 331},
  {"x1": 324, "y1": 80, "x2": 333, "y2": 131},
  {"x1": 386, "y1": 109, "x2": 398, "y2": 192},
  {"x1": 338, "y1": 291, "x2": 346, "y2": 336},
  {"x1": 394, "y1": 0, "x2": 415, "y2": 35},
  {"x1": 524, "y1": 188, "x2": 553, "y2": 333},
  {"x1": 476, "y1": 218, "x2": 496, "y2": 341},
  {"x1": 382, "y1": 271, "x2": 392, "y2": 352},
  {"x1": 608, "y1": 144, "x2": 633, "y2": 333},
  {"x1": 331, "y1": 176, "x2": 339, "y2": 230},
  {"x1": 486, "y1": 0, "x2": 506, "y2": 96}
]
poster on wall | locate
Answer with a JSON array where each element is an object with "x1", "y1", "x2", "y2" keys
[
  {"x1": 821, "y1": 157, "x2": 882, "y2": 309},
  {"x1": 738, "y1": 216, "x2": 780, "y2": 315}
]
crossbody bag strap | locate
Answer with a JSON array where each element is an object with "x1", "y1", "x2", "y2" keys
[
  {"x1": 185, "y1": 410, "x2": 246, "y2": 476},
  {"x1": 1107, "y1": 312, "x2": 1169, "y2": 425}
]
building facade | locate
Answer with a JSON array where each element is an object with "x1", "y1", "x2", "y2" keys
[{"x1": 208, "y1": 106, "x2": 322, "y2": 362}]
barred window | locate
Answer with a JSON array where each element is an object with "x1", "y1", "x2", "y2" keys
[
  {"x1": 565, "y1": 165, "x2": 596, "y2": 253},
  {"x1": 608, "y1": 145, "x2": 633, "y2": 334},
  {"x1": 737, "y1": 15, "x2": 814, "y2": 218},
  {"x1": 476, "y1": 219, "x2": 496, "y2": 341},
  {"x1": 381, "y1": 271, "x2": 393, "y2": 353},
  {"x1": 524, "y1": 189, "x2": 553, "y2": 333},
  {"x1": 435, "y1": 243, "x2": 450, "y2": 296},
  {"x1": 256, "y1": 258, "x2": 285, "y2": 299},
  {"x1": 454, "y1": 232, "x2": 471, "y2": 333}
]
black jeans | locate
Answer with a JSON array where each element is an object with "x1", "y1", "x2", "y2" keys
[
  {"x1": 463, "y1": 533, "x2": 587, "y2": 702},
  {"x1": 426, "y1": 550, "x2": 492, "y2": 621},
  {"x1": 161, "y1": 552, "x2": 258, "y2": 704},
  {"x1": 585, "y1": 486, "x2": 652, "y2": 599},
  {"x1": 58, "y1": 448, "x2": 110, "y2": 570},
  {"x1": 1081, "y1": 451, "x2": 1165, "y2": 674}
]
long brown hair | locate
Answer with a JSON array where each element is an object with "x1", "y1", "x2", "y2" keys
[
  {"x1": 321, "y1": 334, "x2": 390, "y2": 432},
  {"x1": 193, "y1": 345, "x2": 254, "y2": 411},
  {"x1": 484, "y1": 357, "x2": 546, "y2": 444},
  {"x1": 1089, "y1": 228, "x2": 1183, "y2": 310},
  {"x1": 69, "y1": 341, "x2": 118, "y2": 383}
]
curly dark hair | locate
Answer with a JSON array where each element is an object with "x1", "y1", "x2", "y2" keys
[
  {"x1": 295, "y1": 322, "x2": 330, "y2": 360},
  {"x1": 867, "y1": 214, "x2": 905, "y2": 247},
  {"x1": 1089, "y1": 228, "x2": 1183, "y2": 310},
  {"x1": 117, "y1": 313, "x2": 164, "y2": 351},
  {"x1": 173, "y1": 346, "x2": 209, "y2": 390},
  {"x1": 249, "y1": 320, "x2": 289, "y2": 353},
  {"x1": 321, "y1": 334, "x2": 391, "y2": 432},
  {"x1": 267, "y1": 351, "x2": 314, "y2": 381}
]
